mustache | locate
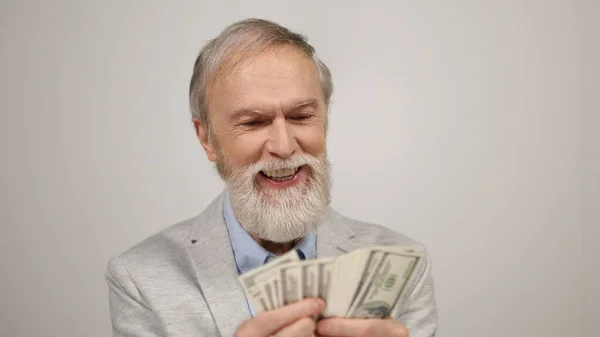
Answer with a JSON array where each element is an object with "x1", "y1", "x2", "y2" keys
[{"x1": 244, "y1": 153, "x2": 322, "y2": 174}]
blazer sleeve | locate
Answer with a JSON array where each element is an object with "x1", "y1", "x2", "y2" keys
[
  {"x1": 105, "y1": 257, "x2": 165, "y2": 337},
  {"x1": 392, "y1": 251, "x2": 439, "y2": 337}
]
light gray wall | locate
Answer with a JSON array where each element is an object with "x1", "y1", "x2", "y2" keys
[
  {"x1": 583, "y1": 0, "x2": 599, "y2": 336},
  {"x1": 0, "y1": 1, "x2": 591, "y2": 337}
]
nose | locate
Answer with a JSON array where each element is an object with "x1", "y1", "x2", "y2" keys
[{"x1": 265, "y1": 117, "x2": 298, "y2": 159}]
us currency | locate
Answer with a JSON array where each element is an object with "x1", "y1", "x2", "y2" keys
[
  {"x1": 300, "y1": 260, "x2": 318, "y2": 298},
  {"x1": 280, "y1": 261, "x2": 303, "y2": 305},
  {"x1": 263, "y1": 270, "x2": 284, "y2": 308},
  {"x1": 346, "y1": 248, "x2": 423, "y2": 318},
  {"x1": 345, "y1": 250, "x2": 385, "y2": 316},
  {"x1": 238, "y1": 250, "x2": 300, "y2": 313},
  {"x1": 345, "y1": 246, "x2": 420, "y2": 316},
  {"x1": 280, "y1": 258, "x2": 328, "y2": 302},
  {"x1": 317, "y1": 258, "x2": 335, "y2": 301},
  {"x1": 276, "y1": 258, "x2": 335, "y2": 321},
  {"x1": 270, "y1": 274, "x2": 282, "y2": 308},
  {"x1": 237, "y1": 245, "x2": 422, "y2": 317},
  {"x1": 324, "y1": 249, "x2": 372, "y2": 317}
]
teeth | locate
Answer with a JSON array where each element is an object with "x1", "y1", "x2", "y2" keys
[{"x1": 262, "y1": 167, "x2": 300, "y2": 178}]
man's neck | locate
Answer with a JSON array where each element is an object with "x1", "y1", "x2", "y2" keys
[{"x1": 250, "y1": 234, "x2": 297, "y2": 256}]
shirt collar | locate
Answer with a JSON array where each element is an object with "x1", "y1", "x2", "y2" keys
[{"x1": 223, "y1": 193, "x2": 316, "y2": 275}]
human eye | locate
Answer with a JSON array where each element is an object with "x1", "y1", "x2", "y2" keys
[
  {"x1": 240, "y1": 120, "x2": 265, "y2": 127},
  {"x1": 288, "y1": 114, "x2": 314, "y2": 122},
  {"x1": 238, "y1": 116, "x2": 272, "y2": 129}
]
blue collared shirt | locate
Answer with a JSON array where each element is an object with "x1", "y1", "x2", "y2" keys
[{"x1": 222, "y1": 193, "x2": 316, "y2": 316}]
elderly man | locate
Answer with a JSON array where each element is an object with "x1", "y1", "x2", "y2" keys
[{"x1": 105, "y1": 18, "x2": 438, "y2": 337}]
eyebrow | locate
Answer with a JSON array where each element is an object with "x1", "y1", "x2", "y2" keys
[
  {"x1": 229, "y1": 108, "x2": 264, "y2": 121},
  {"x1": 228, "y1": 99, "x2": 318, "y2": 121},
  {"x1": 293, "y1": 99, "x2": 317, "y2": 110}
]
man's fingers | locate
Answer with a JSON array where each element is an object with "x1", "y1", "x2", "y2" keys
[
  {"x1": 259, "y1": 299, "x2": 323, "y2": 335},
  {"x1": 316, "y1": 317, "x2": 377, "y2": 337},
  {"x1": 274, "y1": 317, "x2": 316, "y2": 337},
  {"x1": 239, "y1": 298, "x2": 324, "y2": 336},
  {"x1": 316, "y1": 317, "x2": 407, "y2": 337},
  {"x1": 317, "y1": 317, "x2": 363, "y2": 337}
]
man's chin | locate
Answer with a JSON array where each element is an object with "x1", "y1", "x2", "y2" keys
[
  {"x1": 232, "y1": 191, "x2": 328, "y2": 243},
  {"x1": 255, "y1": 232, "x2": 309, "y2": 244},
  {"x1": 248, "y1": 219, "x2": 320, "y2": 244}
]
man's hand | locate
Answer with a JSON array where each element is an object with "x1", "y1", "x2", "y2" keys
[
  {"x1": 316, "y1": 317, "x2": 409, "y2": 337},
  {"x1": 235, "y1": 298, "x2": 325, "y2": 337}
]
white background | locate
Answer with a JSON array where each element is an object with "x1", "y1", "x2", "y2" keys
[{"x1": 1, "y1": 1, "x2": 597, "y2": 336}]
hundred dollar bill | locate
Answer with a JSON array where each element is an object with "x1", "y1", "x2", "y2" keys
[
  {"x1": 395, "y1": 245, "x2": 420, "y2": 253},
  {"x1": 271, "y1": 274, "x2": 282, "y2": 308},
  {"x1": 262, "y1": 278, "x2": 277, "y2": 310},
  {"x1": 259, "y1": 271, "x2": 284, "y2": 309},
  {"x1": 345, "y1": 250, "x2": 385, "y2": 316},
  {"x1": 345, "y1": 245, "x2": 422, "y2": 316},
  {"x1": 301, "y1": 260, "x2": 319, "y2": 298},
  {"x1": 324, "y1": 249, "x2": 371, "y2": 317},
  {"x1": 243, "y1": 283, "x2": 269, "y2": 313},
  {"x1": 347, "y1": 250, "x2": 422, "y2": 318},
  {"x1": 317, "y1": 258, "x2": 335, "y2": 300},
  {"x1": 280, "y1": 262, "x2": 303, "y2": 305},
  {"x1": 279, "y1": 259, "x2": 325, "y2": 307},
  {"x1": 238, "y1": 250, "x2": 300, "y2": 313}
]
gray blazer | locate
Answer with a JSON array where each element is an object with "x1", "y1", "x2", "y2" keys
[{"x1": 105, "y1": 193, "x2": 438, "y2": 337}]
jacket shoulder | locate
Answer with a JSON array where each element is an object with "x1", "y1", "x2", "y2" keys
[
  {"x1": 332, "y1": 210, "x2": 427, "y2": 250},
  {"x1": 105, "y1": 215, "x2": 198, "y2": 278}
]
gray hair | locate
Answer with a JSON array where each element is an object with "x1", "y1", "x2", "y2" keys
[{"x1": 188, "y1": 18, "x2": 333, "y2": 133}]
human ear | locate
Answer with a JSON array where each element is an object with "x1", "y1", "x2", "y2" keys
[{"x1": 193, "y1": 118, "x2": 217, "y2": 162}]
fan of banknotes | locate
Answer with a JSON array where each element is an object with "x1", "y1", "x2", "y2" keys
[{"x1": 238, "y1": 245, "x2": 423, "y2": 318}]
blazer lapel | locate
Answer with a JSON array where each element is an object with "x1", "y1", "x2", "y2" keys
[
  {"x1": 316, "y1": 209, "x2": 356, "y2": 258},
  {"x1": 187, "y1": 193, "x2": 251, "y2": 337}
]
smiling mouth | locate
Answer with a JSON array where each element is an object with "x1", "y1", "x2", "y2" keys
[{"x1": 259, "y1": 166, "x2": 304, "y2": 181}]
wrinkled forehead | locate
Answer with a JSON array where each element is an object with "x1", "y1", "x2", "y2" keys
[{"x1": 208, "y1": 47, "x2": 325, "y2": 116}]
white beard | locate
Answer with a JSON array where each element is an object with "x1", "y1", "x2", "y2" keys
[{"x1": 221, "y1": 152, "x2": 332, "y2": 243}]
